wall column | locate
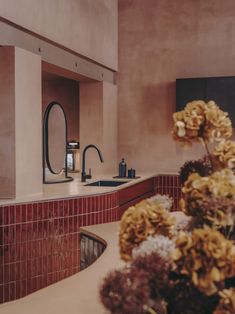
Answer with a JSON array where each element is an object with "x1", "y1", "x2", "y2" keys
[{"x1": 0, "y1": 46, "x2": 42, "y2": 198}]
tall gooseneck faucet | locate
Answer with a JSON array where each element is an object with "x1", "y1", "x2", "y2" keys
[{"x1": 81, "y1": 144, "x2": 104, "y2": 182}]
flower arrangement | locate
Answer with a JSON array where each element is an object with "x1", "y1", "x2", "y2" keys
[
  {"x1": 119, "y1": 199, "x2": 175, "y2": 261},
  {"x1": 172, "y1": 227, "x2": 235, "y2": 296},
  {"x1": 100, "y1": 101, "x2": 235, "y2": 314},
  {"x1": 180, "y1": 169, "x2": 235, "y2": 229}
]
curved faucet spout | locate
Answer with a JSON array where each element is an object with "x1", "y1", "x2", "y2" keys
[{"x1": 81, "y1": 144, "x2": 104, "y2": 182}]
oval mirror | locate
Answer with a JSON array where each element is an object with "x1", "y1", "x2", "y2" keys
[
  {"x1": 43, "y1": 101, "x2": 73, "y2": 184},
  {"x1": 47, "y1": 104, "x2": 66, "y2": 174}
]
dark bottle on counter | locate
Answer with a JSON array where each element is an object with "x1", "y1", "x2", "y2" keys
[{"x1": 119, "y1": 158, "x2": 127, "y2": 177}]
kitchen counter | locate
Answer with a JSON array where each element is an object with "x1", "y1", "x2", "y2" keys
[
  {"x1": 0, "y1": 172, "x2": 157, "y2": 205},
  {"x1": 0, "y1": 222, "x2": 123, "y2": 314}
]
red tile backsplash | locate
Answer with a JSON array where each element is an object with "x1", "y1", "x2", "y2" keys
[
  {"x1": 0, "y1": 175, "x2": 178, "y2": 304},
  {"x1": 0, "y1": 190, "x2": 119, "y2": 304},
  {"x1": 154, "y1": 174, "x2": 181, "y2": 211}
]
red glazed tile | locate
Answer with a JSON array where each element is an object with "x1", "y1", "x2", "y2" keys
[
  {"x1": 68, "y1": 217, "x2": 74, "y2": 233},
  {"x1": 48, "y1": 202, "x2": 54, "y2": 218},
  {"x1": 32, "y1": 222, "x2": 38, "y2": 240},
  {"x1": 42, "y1": 202, "x2": 49, "y2": 220},
  {"x1": 15, "y1": 281, "x2": 20, "y2": 300},
  {"x1": 4, "y1": 283, "x2": 10, "y2": 302},
  {"x1": 63, "y1": 218, "x2": 69, "y2": 234},
  {"x1": 27, "y1": 223, "x2": 33, "y2": 242},
  {"x1": 33, "y1": 203, "x2": 38, "y2": 221},
  {"x1": 20, "y1": 242, "x2": 27, "y2": 261},
  {"x1": 58, "y1": 218, "x2": 64, "y2": 235},
  {"x1": 21, "y1": 204, "x2": 27, "y2": 223},
  {"x1": 58, "y1": 200, "x2": 64, "y2": 217},
  {"x1": 68, "y1": 199, "x2": 74, "y2": 216},
  {"x1": 20, "y1": 261, "x2": 27, "y2": 280},
  {"x1": 0, "y1": 208, "x2": 3, "y2": 227},
  {"x1": 9, "y1": 206, "x2": 16, "y2": 224},
  {"x1": 37, "y1": 202, "x2": 43, "y2": 220},
  {"x1": 0, "y1": 284, "x2": 4, "y2": 303},
  {"x1": 20, "y1": 279, "x2": 27, "y2": 298},
  {"x1": 9, "y1": 281, "x2": 16, "y2": 302},
  {"x1": 27, "y1": 204, "x2": 33, "y2": 221},
  {"x1": 31, "y1": 277, "x2": 37, "y2": 293},
  {"x1": 53, "y1": 201, "x2": 59, "y2": 218},
  {"x1": 15, "y1": 262, "x2": 21, "y2": 281},
  {"x1": 5, "y1": 225, "x2": 16, "y2": 245},
  {"x1": 3, "y1": 264, "x2": 10, "y2": 283},
  {"x1": 0, "y1": 266, "x2": 3, "y2": 285},
  {"x1": 64, "y1": 200, "x2": 69, "y2": 217},
  {"x1": 15, "y1": 205, "x2": 21, "y2": 224},
  {"x1": 9, "y1": 263, "x2": 16, "y2": 282},
  {"x1": 4, "y1": 207, "x2": 9, "y2": 226}
]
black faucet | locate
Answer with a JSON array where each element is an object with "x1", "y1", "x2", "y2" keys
[{"x1": 81, "y1": 144, "x2": 104, "y2": 182}]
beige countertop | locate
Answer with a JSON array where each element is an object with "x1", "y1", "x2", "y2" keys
[
  {"x1": 0, "y1": 172, "x2": 157, "y2": 205},
  {"x1": 0, "y1": 221, "x2": 123, "y2": 314}
]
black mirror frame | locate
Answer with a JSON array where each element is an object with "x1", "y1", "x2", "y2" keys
[{"x1": 43, "y1": 101, "x2": 73, "y2": 184}]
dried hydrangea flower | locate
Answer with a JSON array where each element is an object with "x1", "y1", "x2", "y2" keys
[
  {"x1": 100, "y1": 268, "x2": 152, "y2": 314},
  {"x1": 213, "y1": 288, "x2": 235, "y2": 314},
  {"x1": 166, "y1": 278, "x2": 219, "y2": 314},
  {"x1": 179, "y1": 159, "x2": 211, "y2": 185},
  {"x1": 119, "y1": 200, "x2": 175, "y2": 261},
  {"x1": 132, "y1": 235, "x2": 176, "y2": 262},
  {"x1": 213, "y1": 140, "x2": 235, "y2": 171},
  {"x1": 172, "y1": 226, "x2": 235, "y2": 296},
  {"x1": 147, "y1": 194, "x2": 173, "y2": 211},
  {"x1": 172, "y1": 100, "x2": 232, "y2": 146},
  {"x1": 131, "y1": 252, "x2": 170, "y2": 297},
  {"x1": 181, "y1": 169, "x2": 235, "y2": 229}
]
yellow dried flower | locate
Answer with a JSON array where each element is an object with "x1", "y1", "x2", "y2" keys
[
  {"x1": 172, "y1": 100, "x2": 232, "y2": 146},
  {"x1": 214, "y1": 288, "x2": 235, "y2": 314},
  {"x1": 119, "y1": 199, "x2": 175, "y2": 261},
  {"x1": 213, "y1": 140, "x2": 235, "y2": 170},
  {"x1": 172, "y1": 227, "x2": 235, "y2": 296},
  {"x1": 182, "y1": 169, "x2": 235, "y2": 228}
]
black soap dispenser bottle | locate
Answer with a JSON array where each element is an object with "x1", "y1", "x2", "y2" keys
[{"x1": 119, "y1": 158, "x2": 127, "y2": 177}]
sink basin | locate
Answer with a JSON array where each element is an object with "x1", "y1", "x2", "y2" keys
[{"x1": 85, "y1": 180, "x2": 129, "y2": 187}]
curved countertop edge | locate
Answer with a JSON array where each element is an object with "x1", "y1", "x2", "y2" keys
[
  {"x1": 0, "y1": 222, "x2": 123, "y2": 314},
  {"x1": 0, "y1": 172, "x2": 161, "y2": 205}
]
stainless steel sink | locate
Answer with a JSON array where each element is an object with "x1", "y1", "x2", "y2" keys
[{"x1": 85, "y1": 180, "x2": 129, "y2": 187}]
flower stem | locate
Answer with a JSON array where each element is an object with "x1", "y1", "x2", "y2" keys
[{"x1": 201, "y1": 138, "x2": 215, "y2": 172}]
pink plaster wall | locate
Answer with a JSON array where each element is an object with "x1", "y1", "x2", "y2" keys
[
  {"x1": 0, "y1": 0, "x2": 118, "y2": 70},
  {"x1": 0, "y1": 47, "x2": 15, "y2": 198},
  {"x1": 42, "y1": 76, "x2": 79, "y2": 142},
  {"x1": 80, "y1": 81, "x2": 117, "y2": 175},
  {"x1": 118, "y1": 0, "x2": 235, "y2": 173}
]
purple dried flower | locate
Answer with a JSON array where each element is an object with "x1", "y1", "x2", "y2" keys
[
  {"x1": 131, "y1": 252, "x2": 170, "y2": 297},
  {"x1": 100, "y1": 268, "x2": 151, "y2": 314}
]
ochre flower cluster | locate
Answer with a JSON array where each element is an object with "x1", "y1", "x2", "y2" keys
[
  {"x1": 172, "y1": 227, "x2": 235, "y2": 296},
  {"x1": 181, "y1": 169, "x2": 235, "y2": 228},
  {"x1": 213, "y1": 140, "x2": 235, "y2": 171},
  {"x1": 172, "y1": 100, "x2": 232, "y2": 146},
  {"x1": 119, "y1": 200, "x2": 175, "y2": 261},
  {"x1": 213, "y1": 288, "x2": 235, "y2": 314}
]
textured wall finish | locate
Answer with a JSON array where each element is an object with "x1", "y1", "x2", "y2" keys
[
  {"x1": 80, "y1": 81, "x2": 118, "y2": 175},
  {"x1": 118, "y1": 0, "x2": 235, "y2": 173},
  {"x1": 42, "y1": 77, "x2": 79, "y2": 142},
  {"x1": 0, "y1": 47, "x2": 15, "y2": 198},
  {"x1": 15, "y1": 47, "x2": 42, "y2": 198},
  {"x1": 0, "y1": 0, "x2": 118, "y2": 70}
]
